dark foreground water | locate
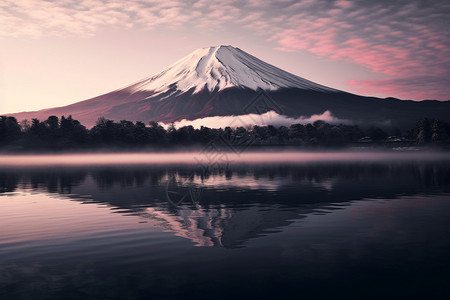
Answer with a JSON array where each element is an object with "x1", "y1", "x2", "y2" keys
[{"x1": 1, "y1": 153, "x2": 450, "y2": 299}]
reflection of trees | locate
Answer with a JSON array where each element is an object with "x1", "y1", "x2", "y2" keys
[
  {"x1": 0, "y1": 169, "x2": 87, "y2": 194},
  {"x1": 28, "y1": 171, "x2": 87, "y2": 194},
  {"x1": 91, "y1": 168, "x2": 165, "y2": 190},
  {"x1": 414, "y1": 163, "x2": 450, "y2": 188},
  {"x1": 1, "y1": 162, "x2": 449, "y2": 247},
  {"x1": 0, "y1": 171, "x2": 19, "y2": 193},
  {"x1": 1, "y1": 162, "x2": 449, "y2": 197}
]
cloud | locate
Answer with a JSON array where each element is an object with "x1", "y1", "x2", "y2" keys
[
  {"x1": 0, "y1": 0, "x2": 246, "y2": 38},
  {"x1": 163, "y1": 110, "x2": 351, "y2": 129},
  {"x1": 1, "y1": 0, "x2": 449, "y2": 100},
  {"x1": 269, "y1": 0, "x2": 450, "y2": 100},
  {"x1": 348, "y1": 76, "x2": 450, "y2": 100}
]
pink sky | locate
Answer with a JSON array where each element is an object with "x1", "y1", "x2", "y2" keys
[{"x1": 1, "y1": 0, "x2": 449, "y2": 114}]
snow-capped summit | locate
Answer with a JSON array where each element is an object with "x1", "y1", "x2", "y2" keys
[{"x1": 126, "y1": 45, "x2": 336, "y2": 95}]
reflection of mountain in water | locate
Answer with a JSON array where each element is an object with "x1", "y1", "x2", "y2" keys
[
  {"x1": 130, "y1": 203, "x2": 303, "y2": 247},
  {"x1": 1, "y1": 162, "x2": 449, "y2": 247}
]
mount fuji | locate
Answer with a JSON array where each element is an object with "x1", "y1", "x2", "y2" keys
[{"x1": 8, "y1": 45, "x2": 450, "y2": 128}]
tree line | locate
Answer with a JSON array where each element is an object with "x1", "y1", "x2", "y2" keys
[{"x1": 1, "y1": 115, "x2": 449, "y2": 151}]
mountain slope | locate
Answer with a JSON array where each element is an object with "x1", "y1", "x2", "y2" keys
[
  {"x1": 7, "y1": 45, "x2": 450, "y2": 128},
  {"x1": 128, "y1": 45, "x2": 336, "y2": 95}
]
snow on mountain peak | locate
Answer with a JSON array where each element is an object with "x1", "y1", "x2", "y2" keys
[{"x1": 127, "y1": 45, "x2": 336, "y2": 95}]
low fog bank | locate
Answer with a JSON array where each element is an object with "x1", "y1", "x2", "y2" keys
[
  {"x1": 1, "y1": 150, "x2": 449, "y2": 167},
  {"x1": 164, "y1": 110, "x2": 353, "y2": 129}
]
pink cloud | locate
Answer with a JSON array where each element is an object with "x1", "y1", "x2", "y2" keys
[
  {"x1": 348, "y1": 77, "x2": 450, "y2": 100},
  {"x1": 271, "y1": 0, "x2": 450, "y2": 100},
  {"x1": 274, "y1": 23, "x2": 448, "y2": 77},
  {"x1": 335, "y1": 0, "x2": 353, "y2": 8}
]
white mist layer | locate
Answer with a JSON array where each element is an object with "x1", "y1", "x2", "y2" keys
[
  {"x1": 126, "y1": 45, "x2": 336, "y2": 95},
  {"x1": 166, "y1": 110, "x2": 351, "y2": 129},
  {"x1": 0, "y1": 152, "x2": 449, "y2": 167}
]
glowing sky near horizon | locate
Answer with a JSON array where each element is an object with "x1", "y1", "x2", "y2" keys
[{"x1": 1, "y1": 0, "x2": 449, "y2": 115}]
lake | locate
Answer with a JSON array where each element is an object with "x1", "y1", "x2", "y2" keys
[{"x1": 1, "y1": 152, "x2": 450, "y2": 299}]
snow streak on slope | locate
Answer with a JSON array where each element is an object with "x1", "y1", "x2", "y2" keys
[{"x1": 126, "y1": 45, "x2": 337, "y2": 95}]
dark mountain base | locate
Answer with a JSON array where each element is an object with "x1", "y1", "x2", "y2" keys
[{"x1": 7, "y1": 87, "x2": 450, "y2": 130}]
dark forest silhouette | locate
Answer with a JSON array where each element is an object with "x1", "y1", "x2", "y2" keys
[{"x1": 1, "y1": 115, "x2": 450, "y2": 151}]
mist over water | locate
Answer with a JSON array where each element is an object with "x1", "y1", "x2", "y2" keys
[
  {"x1": 0, "y1": 150, "x2": 449, "y2": 166},
  {"x1": 1, "y1": 153, "x2": 450, "y2": 299}
]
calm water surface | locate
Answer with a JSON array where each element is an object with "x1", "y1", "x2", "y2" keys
[{"x1": 1, "y1": 152, "x2": 450, "y2": 299}]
